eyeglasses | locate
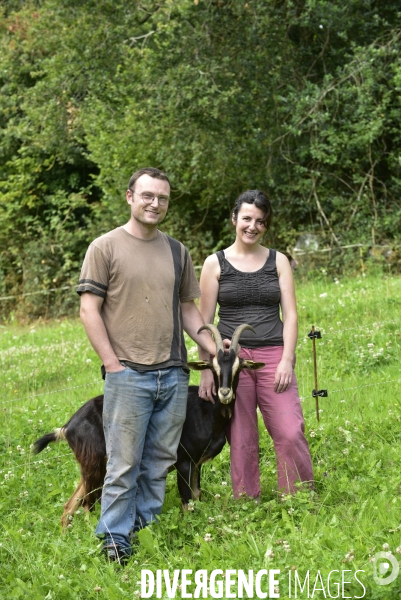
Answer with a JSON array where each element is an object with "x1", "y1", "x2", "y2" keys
[{"x1": 130, "y1": 190, "x2": 170, "y2": 206}]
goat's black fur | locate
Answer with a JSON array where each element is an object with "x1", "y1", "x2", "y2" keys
[
  {"x1": 33, "y1": 386, "x2": 239, "y2": 523},
  {"x1": 34, "y1": 326, "x2": 264, "y2": 525}
]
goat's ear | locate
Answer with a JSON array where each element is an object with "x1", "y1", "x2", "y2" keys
[
  {"x1": 241, "y1": 360, "x2": 265, "y2": 371},
  {"x1": 187, "y1": 361, "x2": 213, "y2": 371}
]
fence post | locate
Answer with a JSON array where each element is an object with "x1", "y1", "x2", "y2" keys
[{"x1": 307, "y1": 325, "x2": 328, "y2": 421}]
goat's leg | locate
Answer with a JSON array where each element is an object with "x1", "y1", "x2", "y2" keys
[
  {"x1": 61, "y1": 478, "x2": 86, "y2": 530},
  {"x1": 176, "y1": 460, "x2": 195, "y2": 510},
  {"x1": 190, "y1": 464, "x2": 202, "y2": 502},
  {"x1": 81, "y1": 458, "x2": 106, "y2": 513},
  {"x1": 192, "y1": 456, "x2": 213, "y2": 503}
]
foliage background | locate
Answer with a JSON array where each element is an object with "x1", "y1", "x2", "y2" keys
[{"x1": 1, "y1": 0, "x2": 401, "y2": 319}]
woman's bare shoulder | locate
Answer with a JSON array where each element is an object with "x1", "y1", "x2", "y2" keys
[
  {"x1": 275, "y1": 251, "x2": 292, "y2": 276},
  {"x1": 205, "y1": 252, "x2": 224, "y2": 268},
  {"x1": 201, "y1": 252, "x2": 221, "y2": 279},
  {"x1": 204, "y1": 252, "x2": 220, "y2": 265}
]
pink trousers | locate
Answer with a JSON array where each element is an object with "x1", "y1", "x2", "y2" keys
[{"x1": 227, "y1": 346, "x2": 313, "y2": 498}]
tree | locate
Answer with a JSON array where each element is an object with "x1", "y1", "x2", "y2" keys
[
  {"x1": 0, "y1": 0, "x2": 162, "y2": 316},
  {"x1": 1, "y1": 0, "x2": 401, "y2": 319}
]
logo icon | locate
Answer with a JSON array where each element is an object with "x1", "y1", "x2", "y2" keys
[{"x1": 373, "y1": 551, "x2": 399, "y2": 585}]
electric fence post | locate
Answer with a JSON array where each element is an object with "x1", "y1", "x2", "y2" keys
[{"x1": 307, "y1": 325, "x2": 328, "y2": 422}]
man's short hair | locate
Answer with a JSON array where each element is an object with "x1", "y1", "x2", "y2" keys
[{"x1": 128, "y1": 167, "x2": 171, "y2": 191}]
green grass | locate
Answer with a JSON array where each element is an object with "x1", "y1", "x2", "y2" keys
[{"x1": 1, "y1": 274, "x2": 401, "y2": 599}]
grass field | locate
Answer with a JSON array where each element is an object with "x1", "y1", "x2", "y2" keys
[{"x1": 1, "y1": 274, "x2": 401, "y2": 599}]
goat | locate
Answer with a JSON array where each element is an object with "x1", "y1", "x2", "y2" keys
[
  {"x1": 33, "y1": 324, "x2": 264, "y2": 527},
  {"x1": 177, "y1": 323, "x2": 264, "y2": 507}
]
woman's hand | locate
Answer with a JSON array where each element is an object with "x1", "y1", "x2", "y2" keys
[
  {"x1": 198, "y1": 370, "x2": 216, "y2": 403},
  {"x1": 274, "y1": 357, "x2": 294, "y2": 393}
]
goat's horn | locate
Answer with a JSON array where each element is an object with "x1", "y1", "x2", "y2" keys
[
  {"x1": 198, "y1": 324, "x2": 224, "y2": 354},
  {"x1": 230, "y1": 324, "x2": 256, "y2": 354}
]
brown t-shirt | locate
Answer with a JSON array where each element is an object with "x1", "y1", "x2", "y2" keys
[{"x1": 77, "y1": 227, "x2": 200, "y2": 369}]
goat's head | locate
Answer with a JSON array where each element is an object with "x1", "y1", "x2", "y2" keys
[{"x1": 187, "y1": 323, "x2": 265, "y2": 404}]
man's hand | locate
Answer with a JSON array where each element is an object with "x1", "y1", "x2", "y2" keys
[
  {"x1": 223, "y1": 338, "x2": 231, "y2": 352},
  {"x1": 105, "y1": 362, "x2": 126, "y2": 374},
  {"x1": 198, "y1": 370, "x2": 216, "y2": 403}
]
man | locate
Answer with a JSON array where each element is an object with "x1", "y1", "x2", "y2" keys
[{"x1": 77, "y1": 167, "x2": 216, "y2": 564}]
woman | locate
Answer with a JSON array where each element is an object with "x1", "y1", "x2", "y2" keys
[{"x1": 198, "y1": 189, "x2": 313, "y2": 499}]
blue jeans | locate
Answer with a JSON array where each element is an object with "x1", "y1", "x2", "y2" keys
[{"x1": 95, "y1": 366, "x2": 189, "y2": 553}]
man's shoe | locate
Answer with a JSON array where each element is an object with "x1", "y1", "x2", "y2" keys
[{"x1": 102, "y1": 544, "x2": 131, "y2": 566}]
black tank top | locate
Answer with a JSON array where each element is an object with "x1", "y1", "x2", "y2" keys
[{"x1": 216, "y1": 249, "x2": 284, "y2": 348}]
